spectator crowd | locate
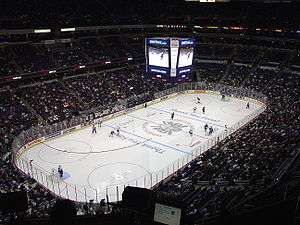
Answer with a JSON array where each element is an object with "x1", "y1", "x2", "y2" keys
[{"x1": 0, "y1": 36, "x2": 299, "y2": 224}]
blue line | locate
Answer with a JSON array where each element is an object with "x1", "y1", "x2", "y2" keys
[
  {"x1": 189, "y1": 114, "x2": 220, "y2": 123},
  {"x1": 103, "y1": 123, "x2": 192, "y2": 156},
  {"x1": 128, "y1": 114, "x2": 157, "y2": 123},
  {"x1": 148, "y1": 106, "x2": 225, "y2": 128},
  {"x1": 149, "y1": 139, "x2": 192, "y2": 156},
  {"x1": 170, "y1": 109, "x2": 220, "y2": 122}
]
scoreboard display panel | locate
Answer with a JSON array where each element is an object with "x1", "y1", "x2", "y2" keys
[
  {"x1": 145, "y1": 37, "x2": 194, "y2": 82},
  {"x1": 148, "y1": 47, "x2": 169, "y2": 68},
  {"x1": 178, "y1": 48, "x2": 193, "y2": 67}
]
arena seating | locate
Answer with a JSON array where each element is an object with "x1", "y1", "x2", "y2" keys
[
  {"x1": 260, "y1": 49, "x2": 290, "y2": 67},
  {"x1": 194, "y1": 62, "x2": 227, "y2": 83},
  {"x1": 0, "y1": 37, "x2": 144, "y2": 77},
  {"x1": 156, "y1": 67, "x2": 299, "y2": 222},
  {"x1": 214, "y1": 45, "x2": 235, "y2": 60},
  {"x1": 221, "y1": 64, "x2": 251, "y2": 86},
  {"x1": 0, "y1": 90, "x2": 55, "y2": 221},
  {"x1": 234, "y1": 47, "x2": 261, "y2": 64},
  {"x1": 148, "y1": 45, "x2": 299, "y2": 223},
  {"x1": 0, "y1": 1, "x2": 299, "y2": 224},
  {"x1": 243, "y1": 68, "x2": 280, "y2": 92},
  {"x1": 0, "y1": 36, "x2": 299, "y2": 225},
  {"x1": 290, "y1": 53, "x2": 300, "y2": 72}
]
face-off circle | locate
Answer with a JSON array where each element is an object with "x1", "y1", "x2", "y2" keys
[
  {"x1": 87, "y1": 162, "x2": 151, "y2": 191},
  {"x1": 38, "y1": 139, "x2": 92, "y2": 164}
]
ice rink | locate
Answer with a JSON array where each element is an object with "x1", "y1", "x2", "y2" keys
[{"x1": 18, "y1": 92, "x2": 264, "y2": 202}]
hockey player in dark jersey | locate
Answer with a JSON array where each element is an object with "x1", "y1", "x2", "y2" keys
[{"x1": 171, "y1": 112, "x2": 174, "y2": 120}]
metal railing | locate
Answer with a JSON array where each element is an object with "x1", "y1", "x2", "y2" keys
[{"x1": 11, "y1": 82, "x2": 267, "y2": 203}]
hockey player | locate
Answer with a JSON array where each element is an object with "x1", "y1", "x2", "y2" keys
[
  {"x1": 204, "y1": 123, "x2": 208, "y2": 133},
  {"x1": 197, "y1": 97, "x2": 201, "y2": 104},
  {"x1": 109, "y1": 130, "x2": 115, "y2": 137},
  {"x1": 209, "y1": 126, "x2": 214, "y2": 136},
  {"x1": 97, "y1": 120, "x2": 102, "y2": 127},
  {"x1": 202, "y1": 106, "x2": 206, "y2": 114},
  {"x1": 29, "y1": 159, "x2": 33, "y2": 171},
  {"x1": 171, "y1": 112, "x2": 175, "y2": 120},
  {"x1": 58, "y1": 165, "x2": 63, "y2": 179},
  {"x1": 116, "y1": 128, "x2": 120, "y2": 136},
  {"x1": 246, "y1": 102, "x2": 250, "y2": 109},
  {"x1": 189, "y1": 129, "x2": 193, "y2": 137},
  {"x1": 193, "y1": 107, "x2": 197, "y2": 113},
  {"x1": 160, "y1": 53, "x2": 164, "y2": 60},
  {"x1": 92, "y1": 124, "x2": 97, "y2": 134}
]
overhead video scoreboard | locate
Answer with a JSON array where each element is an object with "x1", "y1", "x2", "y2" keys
[{"x1": 145, "y1": 37, "x2": 195, "y2": 82}]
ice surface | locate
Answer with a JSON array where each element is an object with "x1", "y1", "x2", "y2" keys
[{"x1": 18, "y1": 93, "x2": 263, "y2": 202}]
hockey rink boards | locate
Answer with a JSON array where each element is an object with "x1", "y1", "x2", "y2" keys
[{"x1": 17, "y1": 92, "x2": 265, "y2": 202}]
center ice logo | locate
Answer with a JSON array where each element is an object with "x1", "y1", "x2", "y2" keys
[{"x1": 151, "y1": 121, "x2": 188, "y2": 135}]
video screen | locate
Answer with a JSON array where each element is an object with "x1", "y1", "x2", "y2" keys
[
  {"x1": 178, "y1": 48, "x2": 194, "y2": 68},
  {"x1": 148, "y1": 47, "x2": 169, "y2": 68}
]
